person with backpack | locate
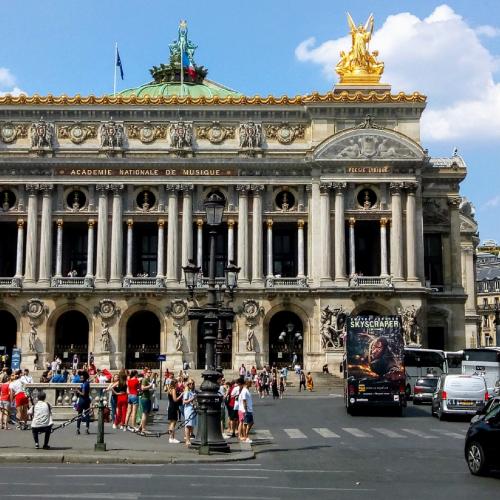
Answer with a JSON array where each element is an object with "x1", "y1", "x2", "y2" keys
[
  {"x1": 224, "y1": 380, "x2": 240, "y2": 439},
  {"x1": 75, "y1": 371, "x2": 91, "y2": 435},
  {"x1": 28, "y1": 391, "x2": 53, "y2": 449}
]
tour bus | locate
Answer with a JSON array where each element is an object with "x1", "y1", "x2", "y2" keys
[
  {"x1": 404, "y1": 347, "x2": 446, "y2": 398},
  {"x1": 462, "y1": 347, "x2": 500, "y2": 394},
  {"x1": 445, "y1": 350, "x2": 463, "y2": 374}
]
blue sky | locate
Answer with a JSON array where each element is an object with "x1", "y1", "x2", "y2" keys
[{"x1": 1, "y1": 0, "x2": 499, "y2": 242}]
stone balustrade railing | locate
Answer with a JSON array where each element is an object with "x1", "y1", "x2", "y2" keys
[
  {"x1": 122, "y1": 276, "x2": 165, "y2": 288},
  {"x1": 51, "y1": 276, "x2": 94, "y2": 288},
  {"x1": 0, "y1": 277, "x2": 22, "y2": 288},
  {"x1": 265, "y1": 276, "x2": 308, "y2": 288},
  {"x1": 25, "y1": 383, "x2": 108, "y2": 420},
  {"x1": 349, "y1": 275, "x2": 393, "y2": 287}
]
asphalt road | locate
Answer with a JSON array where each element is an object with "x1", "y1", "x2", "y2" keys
[{"x1": 0, "y1": 391, "x2": 498, "y2": 499}]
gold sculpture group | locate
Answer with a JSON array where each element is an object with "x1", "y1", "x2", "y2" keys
[{"x1": 336, "y1": 13, "x2": 385, "y2": 85}]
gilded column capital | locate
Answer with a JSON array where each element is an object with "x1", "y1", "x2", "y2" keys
[
  {"x1": 88, "y1": 218, "x2": 96, "y2": 227},
  {"x1": 404, "y1": 181, "x2": 419, "y2": 194},
  {"x1": 266, "y1": 219, "x2": 273, "y2": 229},
  {"x1": 319, "y1": 183, "x2": 332, "y2": 194},
  {"x1": 127, "y1": 219, "x2": 134, "y2": 227},
  {"x1": 196, "y1": 218, "x2": 204, "y2": 228},
  {"x1": 236, "y1": 184, "x2": 251, "y2": 194},
  {"x1": 56, "y1": 219, "x2": 63, "y2": 228},
  {"x1": 158, "y1": 218, "x2": 165, "y2": 228},
  {"x1": 179, "y1": 184, "x2": 194, "y2": 193},
  {"x1": 25, "y1": 184, "x2": 40, "y2": 195},
  {"x1": 305, "y1": 184, "x2": 313, "y2": 193},
  {"x1": 95, "y1": 184, "x2": 110, "y2": 195},
  {"x1": 297, "y1": 219, "x2": 305, "y2": 229},
  {"x1": 331, "y1": 182, "x2": 347, "y2": 193},
  {"x1": 17, "y1": 218, "x2": 25, "y2": 228},
  {"x1": 227, "y1": 219, "x2": 235, "y2": 228},
  {"x1": 110, "y1": 184, "x2": 125, "y2": 195},
  {"x1": 348, "y1": 217, "x2": 356, "y2": 227},
  {"x1": 389, "y1": 182, "x2": 404, "y2": 195},
  {"x1": 39, "y1": 184, "x2": 54, "y2": 194},
  {"x1": 380, "y1": 217, "x2": 389, "y2": 227},
  {"x1": 250, "y1": 184, "x2": 265, "y2": 194},
  {"x1": 447, "y1": 196, "x2": 461, "y2": 209}
]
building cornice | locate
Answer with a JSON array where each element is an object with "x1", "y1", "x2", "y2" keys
[{"x1": 0, "y1": 91, "x2": 426, "y2": 107}]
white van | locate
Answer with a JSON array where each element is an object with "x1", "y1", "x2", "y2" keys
[{"x1": 431, "y1": 374, "x2": 488, "y2": 420}]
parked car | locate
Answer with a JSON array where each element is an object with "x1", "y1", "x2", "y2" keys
[
  {"x1": 465, "y1": 401, "x2": 500, "y2": 475},
  {"x1": 471, "y1": 396, "x2": 500, "y2": 424},
  {"x1": 431, "y1": 374, "x2": 488, "y2": 420},
  {"x1": 413, "y1": 376, "x2": 439, "y2": 404}
]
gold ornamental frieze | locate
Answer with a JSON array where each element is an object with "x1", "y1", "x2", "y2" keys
[
  {"x1": 0, "y1": 122, "x2": 28, "y2": 143},
  {"x1": 55, "y1": 167, "x2": 236, "y2": 177},
  {"x1": 58, "y1": 122, "x2": 97, "y2": 144},
  {"x1": 197, "y1": 122, "x2": 235, "y2": 144},
  {"x1": 265, "y1": 123, "x2": 306, "y2": 145},
  {"x1": 127, "y1": 123, "x2": 168, "y2": 144}
]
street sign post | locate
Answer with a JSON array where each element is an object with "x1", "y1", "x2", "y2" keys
[{"x1": 157, "y1": 354, "x2": 167, "y2": 400}]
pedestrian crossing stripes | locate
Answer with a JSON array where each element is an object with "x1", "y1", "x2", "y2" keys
[
  {"x1": 251, "y1": 427, "x2": 465, "y2": 441},
  {"x1": 284, "y1": 428, "x2": 308, "y2": 439},
  {"x1": 312, "y1": 428, "x2": 340, "y2": 438}
]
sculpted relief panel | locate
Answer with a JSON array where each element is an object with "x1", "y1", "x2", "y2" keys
[{"x1": 315, "y1": 129, "x2": 424, "y2": 161}]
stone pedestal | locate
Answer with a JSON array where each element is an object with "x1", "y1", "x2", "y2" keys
[
  {"x1": 234, "y1": 352, "x2": 259, "y2": 370},
  {"x1": 325, "y1": 350, "x2": 344, "y2": 376},
  {"x1": 22, "y1": 353, "x2": 40, "y2": 371},
  {"x1": 168, "y1": 352, "x2": 185, "y2": 371},
  {"x1": 93, "y1": 352, "x2": 112, "y2": 369}
]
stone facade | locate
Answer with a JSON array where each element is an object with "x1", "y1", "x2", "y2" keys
[{"x1": 0, "y1": 84, "x2": 479, "y2": 373}]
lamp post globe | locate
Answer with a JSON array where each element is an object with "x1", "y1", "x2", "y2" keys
[
  {"x1": 182, "y1": 258, "x2": 200, "y2": 291},
  {"x1": 204, "y1": 192, "x2": 225, "y2": 226},
  {"x1": 224, "y1": 260, "x2": 240, "y2": 292}
]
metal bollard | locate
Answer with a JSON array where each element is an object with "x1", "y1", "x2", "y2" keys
[{"x1": 94, "y1": 398, "x2": 107, "y2": 452}]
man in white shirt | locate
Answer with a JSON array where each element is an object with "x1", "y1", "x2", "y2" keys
[
  {"x1": 28, "y1": 391, "x2": 53, "y2": 449},
  {"x1": 20, "y1": 369, "x2": 33, "y2": 386},
  {"x1": 237, "y1": 377, "x2": 254, "y2": 443}
]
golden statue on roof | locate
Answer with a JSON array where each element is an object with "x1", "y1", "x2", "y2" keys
[{"x1": 336, "y1": 13, "x2": 384, "y2": 85}]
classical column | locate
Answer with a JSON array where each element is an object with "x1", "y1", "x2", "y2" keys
[
  {"x1": 448, "y1": 196, "x2": 463, "y2": 289},
  {"x1": 297, "y1": 219, "x2": 305, "y2": 278},
  {"x1": 227, "y1": 219, "x2": 235, "y2": 264},
  {"x1": 320, "y1": 183, "x2": 332, "y2": 281},
  {"x1": 380, "y1": 218, "x2": 389, "y2": 276},
  {"x1": 110, "y1": 184, "x2": 124, "y2": 283},
  {"x1": 15, "y1": 219, "x2": 24, "y2": 277},
  {"x1": 166, "y1": 185, "x2": 179, "y2": 282},
  {"x1": 38, "y1": 184, "x2": 54, "y2": 284},
  {"x1": 309, "y1": 183, "x2": 321, "y2": 284},
  {"x1": 181, "y1": 185, "x2": 194, "y2": 271},
  {"x1": 55, "y1": 219, "x2": 63, "y2": 277},
  {"x1": 390, "y1": 183, "x2": 404, "y2": 280},
  {"x1": 95, "y1": 185, "x2": 109, "y2": 283},
  {"x1": 24, "y1": 185, "x2": 39, "y2": 283},
  {"x1": 348, "y1": 217, "x2": 356, "y2": 276},
  {"x1": 236, "y1": 185, "x2": 249, "y2": 283},
  {"x1": 266, "y1": 219, "x2": 273, "y2": 278},
  {"x1": 86, "y1": 219, "x2": 95, "y2": 277},
  {"x1": 157, "y1": 219, "x2": 165, "y2": 277},
  {"x1": 333, "y1": 182, "x2": 347, "y2": 282},
  {"x1": 251, "y1": 185, "x2": 264, "y2": 284},
  {"x1": 126, "y1": 219, "x2": 133, "y2": 278},
  {"x1": 405, "y1": 182, "x2": 418, "y2": 281},
  {"x1": 196, "y1": 219, "x2": 203, "y2": 269}
]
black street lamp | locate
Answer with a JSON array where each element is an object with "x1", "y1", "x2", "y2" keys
[{"x1": 185, "y1": 193, "x2": 239, "y2": 454}]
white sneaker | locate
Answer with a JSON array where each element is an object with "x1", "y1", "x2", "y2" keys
[
  {"x1": 122, "y1": 427, "x2": 126, "y2": 432},
  {"x1": 112, "y1": 424, "x2": 117, "y2": 429},
  {"x1": 244, "y1": 438, "x2": 252, "y2": 443},
  {"x1": 169, "y1": 438, "x2": 180, "y2": 444}
]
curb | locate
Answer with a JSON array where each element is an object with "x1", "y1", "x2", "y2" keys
[{"x1": 0, "y1": 444, "x2": 254, "y2": 465}]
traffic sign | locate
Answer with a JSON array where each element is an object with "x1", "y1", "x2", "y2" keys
[{"x1": 157, "y1": 354, "x2": 167, "y2": 362}]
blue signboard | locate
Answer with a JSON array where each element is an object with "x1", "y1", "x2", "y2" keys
[
  {"x1": 11, "y1": 348, "x2": 21, "y2": 370},
  {"x1": 157, "y1": 354, "x2": 167, "y2": 362}
]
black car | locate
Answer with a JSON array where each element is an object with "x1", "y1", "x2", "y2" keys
[
  {"x1": 464, "y1": 400, "x2": 500, "y2": 475},
  {"x1": 413, "y1": 376, "x2": 438, "y2": 404}
]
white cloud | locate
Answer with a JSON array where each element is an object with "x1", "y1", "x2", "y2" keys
[
  {"x1": 475, "y1": 25, "x2": 500, "y2": 38},
  {"x1": 295, "y1": 4, "x2": 500, "y2": 142},
  {"x1": 483, "y1": 195, "x2": 500, "y2": 209},
  {"x1": 0, "y1": 67, "x2": 25, "y2": 96}
]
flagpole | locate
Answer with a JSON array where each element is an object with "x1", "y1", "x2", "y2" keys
[{"x1": 113, "y1": 42, "x2": 118, "y2": 96}]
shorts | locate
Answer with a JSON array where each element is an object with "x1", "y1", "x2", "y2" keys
[
  {"x1": 243, "y1": 412, "x2": 254, "y2": 425},
  {"x1": 228, "y1": 408, "x2": 237, "y2": 421},
  {"x1": 238, "y1": 410, "x2": 245, "y2": 423},
  {"x1": 140, "y1": 398, "x2": 151, "y2": 414},
  {"x1": 0, "y1": 400, "x2": 10, "y2": 409},
  {"x1": 128, "y1": 395, "x2": 139, "y2": 405},
  {"x1": 15, "y1": 393, "x2": 29, "y2": 407}
]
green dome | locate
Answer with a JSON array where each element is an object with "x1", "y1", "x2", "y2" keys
[{"x1": 119, "y1": 79, "x2": 242, "y2": 99}]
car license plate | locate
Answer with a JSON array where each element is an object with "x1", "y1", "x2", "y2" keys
[{"x1": 459, "y1": 400, "x2": 474, "y2": 406}]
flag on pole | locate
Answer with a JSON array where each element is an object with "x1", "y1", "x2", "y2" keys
[
  {"x1": 182, "y1": 49, "x2": 196, "y2": 79},
  {"x1": 116, "y1": 47, "x2": 124, "y2": 80}
]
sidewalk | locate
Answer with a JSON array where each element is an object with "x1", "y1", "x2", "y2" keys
[{"x1": 0, "y1": 402, "x2": 253, "y2": 464}]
